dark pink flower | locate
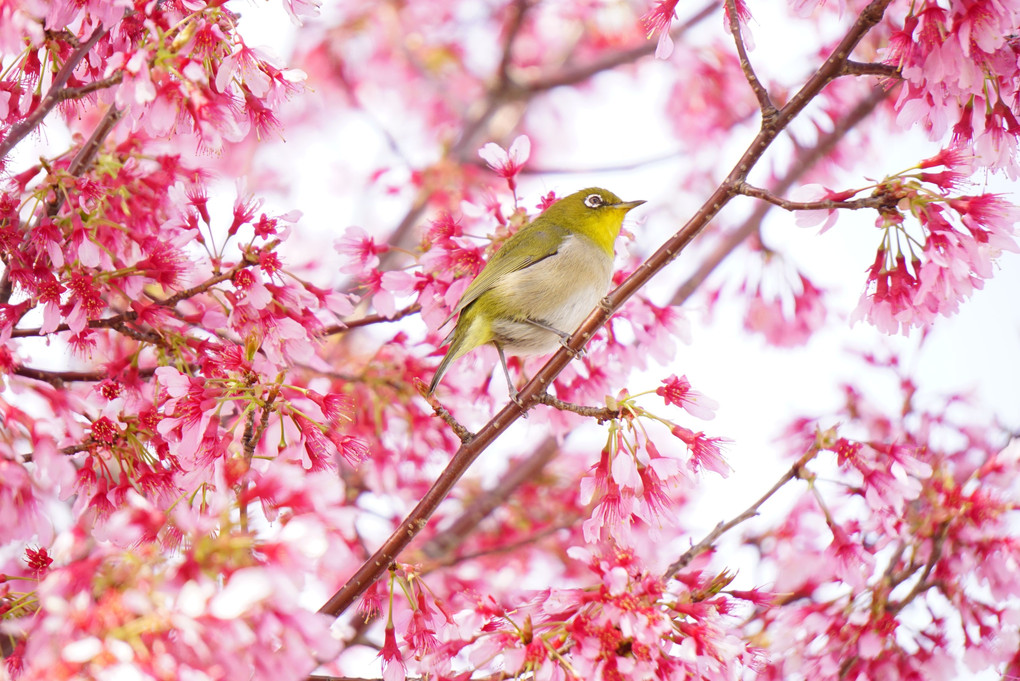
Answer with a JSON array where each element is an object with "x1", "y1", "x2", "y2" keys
[
  {"x1": 641, "y1": 0, "x2": 680, "y2": 59},
  {"x1": 656, "y1": 375, "x2": 718, "y2": 420}
]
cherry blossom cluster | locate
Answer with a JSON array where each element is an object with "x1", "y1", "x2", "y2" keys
[
  {"x1": 793, "y1": 150, "x2": 1019, "y2": 334},
  {"x1": 704, "y1": 236, "x2": 829, "y2": 347},
  {"x1": 378, "y1": 546, "x2": 764, "y2": 681},
  {"x1": 886, "y1": 0, "x2": 1020, "y2": 177},
  {"x1": 0, "y1": 3, "x2": 362, "y2": 678},
  {"x1": 751, "y1": 355, "x2": 1018, "y2": 680},
  {"x1": 2, "y1": 493, "x2": 341, "y2": 680},
  {"x1": 579, "y1": 376, "x2": 725, "y2": 548},
  {"x1": 0, "y1": 3, "x2": 305, "y2": 158}
]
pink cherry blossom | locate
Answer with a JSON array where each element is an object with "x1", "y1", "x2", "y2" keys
[
  {"x1": 656, "y1": 374, "x2": 718, "y2": 420},
  {"x1": 478, "y1": 135, "x2": 531, "y2": 191},
  {"x1": 642, "y1": 0, "x2": 680, "y2": 59}
]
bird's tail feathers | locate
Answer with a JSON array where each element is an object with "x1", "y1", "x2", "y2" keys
[{"x1": 428, "y1": 327, "x2": 468, "y2": 395}]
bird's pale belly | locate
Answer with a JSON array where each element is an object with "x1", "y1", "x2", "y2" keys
[{"x1": 488, "y1": 235, "x2": 612, "y2": 355}]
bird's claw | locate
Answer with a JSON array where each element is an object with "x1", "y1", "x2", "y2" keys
[
  {"x1": 558, "y1": 337, "x2": 585, "y2": 358},
  {"x1": 508, "y1": 389, "x2": 529, "y2": 415}
]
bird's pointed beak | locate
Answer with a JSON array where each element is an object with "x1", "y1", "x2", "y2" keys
[{"x1": 612, "y1": 199, "x2": 646, "y2": 213}]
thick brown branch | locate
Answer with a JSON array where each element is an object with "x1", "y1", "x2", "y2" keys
[
  {"x1": 13, "y1": 364, "x2": 158, "y2": 387},
  {"x1": 67, "y1": 106, "x2": 124, "y2": 178},
  {"x1": 842, "y1": 60, "x2": 901, "y2": 78},
  {"x1": 497, "y1": 0, "x2": 531, "y2": 88},
  {"x1": 11, "y1": 316, "x2": 122, "y2": 338}
]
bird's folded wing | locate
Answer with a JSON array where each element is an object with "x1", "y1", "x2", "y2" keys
[{"x1": 451, "y1": 223, "x2": 570, "y2": 316}]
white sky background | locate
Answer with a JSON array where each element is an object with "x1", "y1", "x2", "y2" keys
[{"x1": 190, "y1": 2, "x2": 1020, "y2": 676}]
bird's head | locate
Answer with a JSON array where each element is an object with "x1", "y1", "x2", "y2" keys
[{"x1": 542, "y1": 187, "x2": 645, "y2": 254}]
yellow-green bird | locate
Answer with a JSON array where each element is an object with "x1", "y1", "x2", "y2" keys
[{"x1": 427, "y1": 187, "x2": 644, "y2": 399}]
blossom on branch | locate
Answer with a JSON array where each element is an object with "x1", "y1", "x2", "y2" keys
[
  {"x1": 478, "y1": 135, "x2": 530, "y2": 192},
  {"x1": 656, "y1": 374, "x2": 718, "y2": 420},
  {"x1": 642, "y1": 0, "x2": 680, "y2": 59}
]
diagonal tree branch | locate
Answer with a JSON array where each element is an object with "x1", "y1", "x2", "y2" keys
[
  {"x1": 668, "y1": 86, "x2": 891, "y2": 306},
  {"x1": 45, "y1": 104, "x2": 124, "y2": 220}
]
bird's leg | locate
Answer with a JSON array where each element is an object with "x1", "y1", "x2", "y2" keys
[
  {"x1": 523, "y1": 319, "x2": 585, "y2": 358},
  {"x1": 495, "y1": 343, "x2": 526, "y2": 409}
]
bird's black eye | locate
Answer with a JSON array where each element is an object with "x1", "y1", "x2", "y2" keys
[{"x1": 584, "y1": 193, "x2": 604, "y2": 209}]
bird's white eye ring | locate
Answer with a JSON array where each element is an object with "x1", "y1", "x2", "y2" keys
[{"x1": 584, "y1": 193, "x2": 604, "y2": 208}]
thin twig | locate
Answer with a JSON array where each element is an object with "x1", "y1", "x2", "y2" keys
[
  {"x1": 426, "y1": 520, "x2": 576, "y2": 570},
  {"x1": 11, "y1": 314, "x2": 136, "y2": 338},
  {"x1": 420, "y1": 382, "x2": 474, "y2": 444},
  {"x1": 106, "y1": 319, "x2": 168, "y2": 347},
  {"x1": 162, "y1": 245, "x2": 272, "y2": 308},
  {"x1": 735, "y1": 182, "x2": 897, "y2": 212},
  {"x1": 56, "y1": 73, "x2": 125, "y2": 100},
  {"x1": 318, "y1": 304, "x2": 421, "y2": 337},
  {"x1": 886, "y1": 521, "x2": 949, "y2": 614},
  {"x1": 249, "y1": 385, "x2": 280, "y2": 458},
  {"x1": 723, "y1": 0, "x2": 777, "y2": 123},
  {"x1": 535, "y1": 393, "x2": 621, "y2": 423},
  {"x1": 524, "y1": 2, "x2": 716, "y2": 93},
  {"x1": 663, "y1": 446, "x2": 820, "y2": 579}
]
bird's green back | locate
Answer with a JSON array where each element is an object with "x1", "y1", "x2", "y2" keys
[
  {"x1": 449, "y1": 187, "x2": 628, "y2": 319},
  {"x1": 450, "y1": 221, "x2": 570, "y2": 318}
]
